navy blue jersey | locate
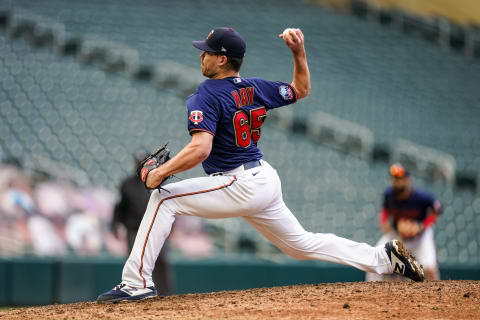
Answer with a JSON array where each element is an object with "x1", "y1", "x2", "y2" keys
[
  {"x1": 383, "y1": 187, "x2": 442, "y2": 230},
  {"x1": 186, "y1": 77, "x2": 296, "y2": 174}
]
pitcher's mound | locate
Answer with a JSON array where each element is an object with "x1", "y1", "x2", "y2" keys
[{"x1": 1, "y1": 280, "x2": 479, "y2": 319}]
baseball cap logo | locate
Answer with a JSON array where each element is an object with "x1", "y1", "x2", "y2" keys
[
  {"x1": 193, "y1": 27, "x2": 246, "y2": 58},
  {"x1": 207, "y1": 30, "x2": 214, "y2": 39}
]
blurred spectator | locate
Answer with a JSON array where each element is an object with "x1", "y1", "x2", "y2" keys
[
  {"x1": 0, "y1": 155, "x2": 214, "y2": 261},
  {"x1": 66, "y1": 211, "x2": 103, "y2": 255},
  {"x1": 28, "y1": 213, "x2": 67, "y2": 256},
  {"x1": 170, "y1": 215, "x2": 214, "y2": 258},
  {"x1": 67, "y1": 185, "x2": 118, "y2": 256},
  {"x1": 0, "y1": 166, "x2": 35, "y2": 217},
  {"x1": 0, "y1": 161, "x2": 118, "y2": 257},
  {"x1": 366, "y1": 163, "x2": 442, "y2": 281},
  {"x1": 32, "y1": 181, "x2": 70, "y2": 256},
  {"x1": 111, "y1": 150, "x2": 173, "y2": 296},
  {"x1": 34, "y1": 181, "x2": 70, "y2": 219},
  {"x1": 0, "y1": 164, "x2": 31, "y2": 256}
]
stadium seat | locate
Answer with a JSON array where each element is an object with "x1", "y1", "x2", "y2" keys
[{"x1": 1, "y1": 0, "x2": 479, "y2": 264}]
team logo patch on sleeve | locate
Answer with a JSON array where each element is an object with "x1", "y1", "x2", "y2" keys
[
  {"x1": 189, "y1": 110, "x2": 204, "y2": 125},
  {"x1": 279, "y1": 85, "x2": 294, "y2": 101}
]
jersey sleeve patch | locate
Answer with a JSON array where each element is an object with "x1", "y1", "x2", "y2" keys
[
  {"x1": 186, "y1": 93, "x2": 218, "y2": 135},
  {"x1": 279, "y1": 84, "x2": 294, "y2": 101},
  {"x1": 189, "y1": 110, "x2": 204, "y2": 125},
  {"x1": 251, "y1": 78, "x2": 297, "y2": 110}
]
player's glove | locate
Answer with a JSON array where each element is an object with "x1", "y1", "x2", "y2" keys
[
  {"x1": 136, "y1": 143, "x2": 171, "y2": 190},
  {"x1": 397, "y1": 219, "x2": 423, "y2": 240}
]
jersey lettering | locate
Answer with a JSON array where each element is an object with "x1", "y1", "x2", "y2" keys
[
  {"x1": 233, "y1": 107, "x2": 266, "y2": 147},
  {"x1": 231, "y1": 87, "x2": 254, "y2": 107},
  {"x1": 188, "y1": 78, "x2": 296, "y2": 174}
]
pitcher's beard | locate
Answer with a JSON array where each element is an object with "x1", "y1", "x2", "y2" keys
[{"x1": 202, "y1": 69, "x2": 217, "y2": 78}]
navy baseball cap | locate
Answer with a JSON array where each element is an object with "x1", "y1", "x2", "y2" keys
[{"x1": 192, "y1": 27, "x2": 246, "y2": 58}]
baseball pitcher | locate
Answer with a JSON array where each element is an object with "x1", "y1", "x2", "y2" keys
[{"x1": 98, "y1": 27, "x2": 424, "y2": 303}]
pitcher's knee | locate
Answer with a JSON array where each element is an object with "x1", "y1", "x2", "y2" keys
[
  {"x1": 273, "y1": 233, "x2": 320, "y2": 260},
  {"x1": 277, "y1": 243, "x2": 313, "y2": 260},
  {"x1": 285, "y1": 249, "x2": 311, "y2": 260}
]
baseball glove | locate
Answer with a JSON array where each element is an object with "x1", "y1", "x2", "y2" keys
[
  {"x1": 397, "y1": 219, "x2": 423, "y2": 240},
  {"x1": 137, "y1": 143, "x2": 171, "y2": 190}
]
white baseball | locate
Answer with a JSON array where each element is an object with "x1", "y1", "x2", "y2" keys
[{"x1": 281, "y1": 28, "x2": 298, "y2": 41}]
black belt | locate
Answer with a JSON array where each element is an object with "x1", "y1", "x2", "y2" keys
[
  {"x1": 212, "y1": 160, "x2": 262, "y2": 176},
  {"x1": 243, "y1": 160, "x2": 262, "y2": 170}
]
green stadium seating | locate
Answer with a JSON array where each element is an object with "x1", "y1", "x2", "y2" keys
[
  {"x1": 7, "y1": 0, "x2": 480, "y2": 173},
  {"x1": 1, "y1": 0, "x2": 479, "y2": 266}
]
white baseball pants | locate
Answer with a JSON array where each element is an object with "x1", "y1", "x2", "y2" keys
[{"x1": 122, "y1": 160, "x2": 393, "y2": 288}]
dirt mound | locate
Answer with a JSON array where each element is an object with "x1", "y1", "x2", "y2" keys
[{"x1": 1, "y1": 280, "x2": 479, "y2": 319}]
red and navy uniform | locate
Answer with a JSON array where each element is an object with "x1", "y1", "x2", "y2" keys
[
  {"x1": 186, "y1": 77, "x2": 297, "y2": 174},
  {"x1": 380, "y1": 187, "x2": 442, "y2": 234}
]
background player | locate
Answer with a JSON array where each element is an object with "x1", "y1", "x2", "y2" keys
[
  {"x1": 98, "y1": 27, "x2": 423, "y2": 303},
  {"x1": 366, "y1": 163, "x2": 442, "y2": 281}
]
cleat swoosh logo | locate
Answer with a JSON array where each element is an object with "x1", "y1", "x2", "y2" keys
[
  {"x1": 120, "y1": 287, "x2": 137, "y2": 295},
  {"x1": 252, "y1": 171, "x2": 260, "y2": 176}
]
